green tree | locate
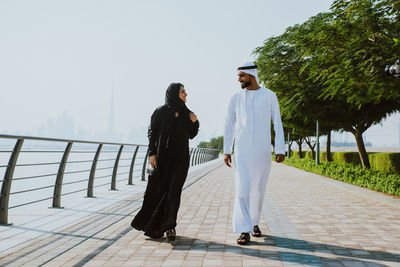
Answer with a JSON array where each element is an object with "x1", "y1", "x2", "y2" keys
[
  {"x1": 197, "y1": 136, "x2": 224, "y2": 151},
  {"x1": 304, "y1": 0, "x2": 400, "y2": 168},
  {"x1": 255, "y1": 0, "x2": 400, "y2": 168},
  {"x1": 209, "y1": 136, "x2": 224, "y2": 151},
  {"x1": 255, "y1": 18, "x2": 338, "y2": 161},
  {"x1": 197, "y1": 141, "x2": 208, "y2": 148}
]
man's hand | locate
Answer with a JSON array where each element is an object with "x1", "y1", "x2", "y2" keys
[
  {"x1": 189, "y1": 113, "x2": 198, "y2": 123},
  {"x1": 150, "y1": 155, "x2": 157, "y2": 169},
  {"x1": 224, "y1": 154, "x2": 232, "y2": 167},
  {"x1": 275, "y1": 154, "x2": 285, "y2": 163}
]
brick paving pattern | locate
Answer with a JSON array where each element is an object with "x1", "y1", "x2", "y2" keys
[{"x1": 1, "y1": 160, "x2": 400, "y2": 266}]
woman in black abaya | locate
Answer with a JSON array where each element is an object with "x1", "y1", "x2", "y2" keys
[{"x1": 131, "y1": 83, "x2": 199, "y2": 241}]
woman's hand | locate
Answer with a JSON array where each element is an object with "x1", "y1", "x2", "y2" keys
[
  {"x1": 150, "y1": 155, "x2": 157, "y2": 169},
  {"x1": 189, "y1": 113, "x2": 198, "y2": 123}
]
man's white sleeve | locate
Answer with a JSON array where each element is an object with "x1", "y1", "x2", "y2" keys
[
  {"x1": 271, "y1": 93, "x2": 285, "y2": 155},
  {"x1": 223, "y1": 95, "x2": 236, "y2": 154}
]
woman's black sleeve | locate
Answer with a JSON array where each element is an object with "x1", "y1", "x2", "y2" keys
[
  {"x1": 188, "y1": 120, "x2": 199, "y2": 139},
  {"x1": 148, "y1": 110, "x2": 160, "y2": 156}
]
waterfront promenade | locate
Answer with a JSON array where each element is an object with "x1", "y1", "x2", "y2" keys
[{"x1": 1, "y1": 159, "x2": 400, "y2": 266}]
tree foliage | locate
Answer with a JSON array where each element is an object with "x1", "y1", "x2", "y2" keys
[
  {"x1": 254, "y1": 0, "x2": 400, "y2": 168},
  {"x1": 197, "y1": 136, "x2": 223, "y2": 151}
]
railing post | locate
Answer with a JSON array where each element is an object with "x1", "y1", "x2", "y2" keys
[
  {"x1": 192, "y1": 148, "x2": 196, "y2": 166},
  {"x1": 0, "y1": 139, "x2": 24, "y2": 225},
  {"x1": 201, "y1": 149, "x2": 205, "y2": 164},
  {"x1": 111, "y1": 145, "x2": 124, "y2": 190},
  {"x1": 87, "y1": 144, "x2": 103, "y2": 198},
  {"x1": 197, "y1": 148, "x2": 202, "y2": 165},
  {"x1": 128, "y1": 146, "x2": 139, "y2": 185},
  {"x1": 189, "y1": 148, "x2": 193, "y2": 166},
  {"x1": 194, "y1": 148, "x2": 199, "y2": 165},
  {"x1": 141, "y1": 148, "x2": 149, "y2": 181},
  {"x1": 190, "y1": 148, "x2": 196, "y2": 166},
  {"x1": 52, "y1": 142, "x2": 73, "y2": 208}
]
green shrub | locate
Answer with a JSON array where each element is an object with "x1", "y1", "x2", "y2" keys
[
  {"x1": 288, "y1": 151, "x2": 400, "y2": 174},
  {"x1": 320, "y1": 151, "x2": 332, "y2": 162},
  {"x1": 304, "y1": 151, "x2": 312, "y2": 159},
  {"x1": 332, "y1": 152, "x2": 361, "y2": 165},
  {"x1": 284, "y1": 158, "x2": 400, "y2": 196},
  {"x1": 292, "y1": 151, "x2": 305, "y2": 158},
  {"x1": 369, "y1": 153, "x2": 400, "y2": 174}
]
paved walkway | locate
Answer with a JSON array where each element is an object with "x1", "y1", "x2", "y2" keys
[{"x1": 1, "y1": 160, "x2": 400, "y2": 266}]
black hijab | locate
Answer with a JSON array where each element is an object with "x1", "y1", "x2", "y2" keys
[{"x1": 165, "y1": 83, "x2": 190, "y2": 116}]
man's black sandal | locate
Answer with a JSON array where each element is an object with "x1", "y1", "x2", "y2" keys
[
  {"x1": 237, "y1": 233, "x2": 250, "y2": 245},
  {"x1": 252, "y1": 225, "x2": 261, "y2": 237},
  {"x1": 166, "y1": 228, "x2": 176, "y2": 241}
]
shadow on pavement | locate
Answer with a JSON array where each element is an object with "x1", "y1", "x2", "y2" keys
[{"x1": 148, "y1": 234, "x2": 399, "y2": 267}]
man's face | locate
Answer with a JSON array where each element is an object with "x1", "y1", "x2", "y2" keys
[{"x1": 238, "y1": 71, "x2": 251, "y2": 89}]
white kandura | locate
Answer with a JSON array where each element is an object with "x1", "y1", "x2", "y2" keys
[{"x1": 224, "y1": 87, "x2": 285, "y2": 233}]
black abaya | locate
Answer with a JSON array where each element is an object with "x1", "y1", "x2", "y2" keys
[{"x1": 131, "y1": 83, "x2": 199, "y2": 238}]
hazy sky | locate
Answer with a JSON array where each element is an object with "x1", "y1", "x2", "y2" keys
[{"x1": 1, "y1": 0, "x2": 399, "y2": 146}]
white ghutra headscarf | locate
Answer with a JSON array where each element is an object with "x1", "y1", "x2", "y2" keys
[{"x1": 237, "y1": 62, "x2": 259, "y2": 85}]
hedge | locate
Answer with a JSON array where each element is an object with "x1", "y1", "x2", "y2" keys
[
  {"x1": 332, "y1": 152, "x2": 362, "y2": 165},
  {"x1": 292, "y1": 151, "x2": 312, "y2": 159},
  {"x1": 289, "y1": 151, "x2": 400, "y2": 174},
  {"x1": 284, "y1": 158, "x2": 400, "y2": 196},
  {"x1": 369, "y1": 153, "x2": 400, "y2": 174}
]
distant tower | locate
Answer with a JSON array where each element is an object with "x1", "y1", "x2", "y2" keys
[{"x1": 107, "y1": 77, "x2": 116, "y2": 141}]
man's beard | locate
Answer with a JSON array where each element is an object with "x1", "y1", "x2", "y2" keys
[{"x1": 241, "y1": 80, "x2": 251, "y2": 89}]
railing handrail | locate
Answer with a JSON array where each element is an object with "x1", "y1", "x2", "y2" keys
[{"x1": 0, "y1": 134, "x2": 146, "y2": 147}]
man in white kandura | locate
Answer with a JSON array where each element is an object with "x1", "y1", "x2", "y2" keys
[{"x1": 223, "y1": 62, "x2": 285, "y2": 245}]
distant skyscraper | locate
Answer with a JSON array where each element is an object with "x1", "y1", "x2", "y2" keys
[
  {"x1": 344, "y1": 132, "x2": 349, "y2": 144},
  {"x1": 107, "y1": 81, "x2": 116, "y2": 141},
  {"x1": 398, "y1": 124, "x2": 400, "y2": 147}
]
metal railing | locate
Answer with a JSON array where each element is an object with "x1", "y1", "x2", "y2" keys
[{"x1": 0, "y1": 134, "x2": 220, "y2": 225}]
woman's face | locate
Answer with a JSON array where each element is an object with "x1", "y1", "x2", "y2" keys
[{"x1": 179, "y1": 86, "x2": 187, "y2": 103}]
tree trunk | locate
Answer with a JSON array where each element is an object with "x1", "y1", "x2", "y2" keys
[
  {"x1": 305, "y1": 139, "x2": 316, "y2": 160},
  {"x1": 353, "y1": 131, "x2": 370, "y2": 168},
  {"x1": 288, "y1": 141, "x2": 293, "y2": 158},
  {"x1": 310, "y1": 149, "x2": 315, "y2": 160},
  {"x1": 296, "y1": 140, "x2": 303, "y2": 158},
  {"x1": 326, "y1": 130, "x2": 332, "y2": 162}
]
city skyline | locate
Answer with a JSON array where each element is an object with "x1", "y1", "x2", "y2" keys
[{"x1": 4, "y1": 107, "x2": 398, "y2": 148}]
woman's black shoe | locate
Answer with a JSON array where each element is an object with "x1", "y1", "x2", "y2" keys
[
  {"x1": 166, "y1": 228, "x2": 176, "y2": 241},
  {"x1": 252, "y1": 225, "x2": 261, "y2": 237},
  {"x1": 237, "y1": 233, "x2": 250, "y2": 245}
]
